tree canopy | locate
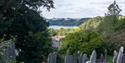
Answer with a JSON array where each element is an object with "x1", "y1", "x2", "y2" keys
[
  {"x1": 0, "y1": 0, "x2": 54, "y2": 22},
  {"x1": 106, "y1": 1, "x2": 121, "y2": 16},
  {"x1": 0, "y1": 0, "x2": 54, "y2": 63}
]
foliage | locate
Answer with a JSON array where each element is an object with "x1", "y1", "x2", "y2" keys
[
  {"x1": 96, "y1": 1, "x2": 125, "y2": 49},
  {"x1": 49, "y1": 28, "x2": 81, "y2": 36},
  {"x1": 114, "y1": 17, "x2": 125, "y2": 31},
  {"x1": 57, "y1": 1, "x2": 124, "y2": 57},
  {"x1": 0, "y1": 0, "x2": 54, "y2": 63},
  {"x1": 49, "y1": 29, "x2": 57, "y2": 36},
  {"x1": 0, "y1": 0, "x2": 54, "y2": 21},
  {"x1": 16, "y1": 31, "x2": 52, "y2": 63},
  {"x1": 80, "y1": 16, "x2": 103, "y2": 31},
  {"x1": 59, "y1": 31, "x2": 104, "y2": 55},
  {"x1": 97, "y1": 1, "x2": 121, "y2": 33},
  {"x1": 0, "y1": 40, "x2": 14, "y2": 63}
]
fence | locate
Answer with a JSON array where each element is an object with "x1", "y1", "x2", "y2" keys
[{"x1": 47, "y1": 47, "x2": 125, "y2": 63}]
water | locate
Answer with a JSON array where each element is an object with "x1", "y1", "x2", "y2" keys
[{"x1": 49, "y1": 25, "x2": 79, "y2": 29}]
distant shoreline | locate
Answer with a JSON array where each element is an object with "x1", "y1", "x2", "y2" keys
[{"x1": 48, "y1": 25, "x2": 79, "y2": 29}]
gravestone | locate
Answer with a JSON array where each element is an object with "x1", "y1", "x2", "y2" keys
[
  {"x1": 77, "y1": 51, "x2": 82, "y2": 63},
  {"x1": 116, "y1": 47, "x2": 124, "y2": 63},
  {"x1": 48, "y1": 52, "x2": 57, "y2": 63},
  {"x1": 65, "y1": 50, "x2": 74, "y2": 63},
  {"x1": 103, "y1": 49, "x2": 107, "y2": 63},
  {"x1": 81, "y1": 54, "x2": 88, "y2": 63},
  {"x1": 53, "y1": 52, "x2": 57, "y2": 63},
  {"x1": 48, "y1": 53, "x2": 52, "y2": 63},
  {"x1": 98, "y1": 54, "x2": 104, "y2": 63},
  {"x1": 121, "y1": 54, "x2": 125, "y2": 63},
  {"x1": 113, "y1": 50, "x2": 118, "y2": 63},
  {"x1": 65, "y1": 54, "x2": 74, "y2": 63},
  {"x1": 89, "y1": 50, "x2": 97, "y2": 63}
]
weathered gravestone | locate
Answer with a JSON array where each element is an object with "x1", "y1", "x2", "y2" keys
[
  {"x1": 48, "y1": 53, "x2": 52, "y2": 63},
  {"x1": 121, "y1": 54, "x2": 125, "y2": 63},
  {"x1": 103, "y1": 49, "x2": 107, "y2": 63},
  {"x1": 64, "y1": 50, "x2": 74, "y2": 63},
  {"x1": 48, "y1": 52, "x2": 57, "y2": 63},
  {"x1": 81, "y1": 54, "x2": 88, "y2": 63},
  {"x1": 116, "y1": 47, "x2": 124, "y2": 63},
  {"x1": 53, "y1": 52, "x2": 57, "y2": 63},
  {"x1": 98, "y1": 54, "x2": 104, "y2": 63},
  {"x1": 77, "y1": 51, "x2": 82, "y2": 63},
  {"x1": 86, "y1": 50, "x2": 97, "y2": 63},
  {"x1": 90, "y1": 50, "x2": 97, "y2": 63},
  {"x1": 65, "y1": 54, "x2": 74, "y2": 63},
  {"x1": 113, "y1": 50, "x2": 118, "y2": 63}
]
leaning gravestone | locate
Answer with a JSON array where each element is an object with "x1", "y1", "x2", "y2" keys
[
  {"x1": 113, "y1": 50, "x2": 118, "y2": 63},
  {"x1": 86, "y1": 50, "x2": 97, "y2": 63},
  {"x1": 90, "y1": 50, "x2": 97, "y2": 63},
  {"x1": 116, "y1": 47, "x2": 124, "y2": 63}
]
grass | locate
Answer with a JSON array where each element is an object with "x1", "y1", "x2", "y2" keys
[{"x1": 107, "y1": 56, "x2": 113, "y2": 63}]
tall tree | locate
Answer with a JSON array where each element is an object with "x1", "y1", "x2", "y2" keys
[
  {"x1": 106, "y1": 1, "x2": 121, "y2": 16},
  {"x1": 0, "y1": 0, "x2": 54, "y2": 63},
  {"x1": 99, "y1": 1, "x2": 122, "y2": 34}
]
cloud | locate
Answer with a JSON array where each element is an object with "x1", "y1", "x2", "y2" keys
[{"x1": 41, "y1": 0, "x2": 125, "y2": 18}]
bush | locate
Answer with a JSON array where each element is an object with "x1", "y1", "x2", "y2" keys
[{"x1": 59, "y1": 31, "x2": 104, "y2": 55}]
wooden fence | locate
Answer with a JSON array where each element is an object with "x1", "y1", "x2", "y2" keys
[{"x1": 47, "y1": 47, "x2": 125, "y2": 63}]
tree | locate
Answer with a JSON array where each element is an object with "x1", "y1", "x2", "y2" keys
[
  {"x1": 106, "y1": 1, "x2": 121, "y2": 16},
  {"x1": 96, "y1": 1, "x2": 123, "y2": 54},
  {"x1": 0, "y1": 0, "x2": 54, "y2": 63},
  {"x1": 80, "y1": 16, "x2": 103, "y2": 31},
  {"x1": 0, "y1": 0, "x2": 54, "y2": 21},
  {"x1": 98, "y1": 1, "x2": 122, "y2": 34}
]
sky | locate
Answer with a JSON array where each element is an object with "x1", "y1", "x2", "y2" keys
[{"x1": 41, "y1": 0, "x2": 125, "y2": 18}]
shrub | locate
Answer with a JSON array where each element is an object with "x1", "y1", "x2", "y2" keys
[{"x1": 59, "y1": 31, "x2": 104, "y2": 55}]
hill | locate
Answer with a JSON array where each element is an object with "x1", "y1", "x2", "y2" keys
[{"x1": 47, "y1": 18, "x2": 90, "y2": 26}]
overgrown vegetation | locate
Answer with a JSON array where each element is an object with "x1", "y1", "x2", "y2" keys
[
  {"x1": 59, "y1": 1, "x2": 125, "y2": 56},
  {"x1": 0, "y1": 0, "x2": 54, "y2": 63},
  {"x1": 59, "y1": 31, "x2": 104, "y2": 55},
  {"x1": 49, "y1": 28, "x2": 81, "y2": 36}
]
